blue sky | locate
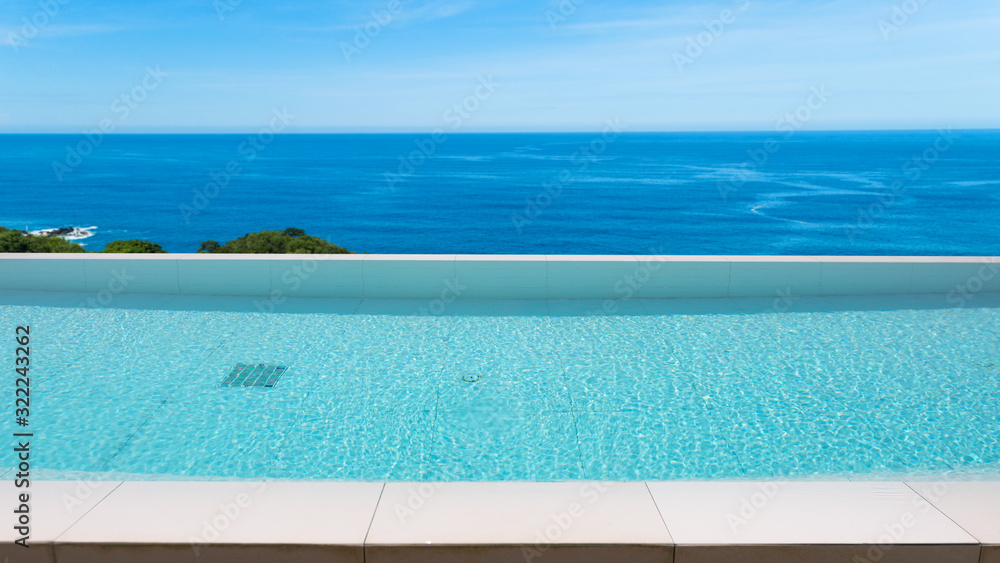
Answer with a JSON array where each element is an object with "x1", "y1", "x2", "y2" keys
[{"x1": 1, "y1": 0, "x2": 998, "y2": 132}]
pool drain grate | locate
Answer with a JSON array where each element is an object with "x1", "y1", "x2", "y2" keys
[{"x1": 221, "y1": 363, "x2": 288, "y2": 388}]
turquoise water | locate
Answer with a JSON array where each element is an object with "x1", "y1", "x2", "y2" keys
[{"x1": 2, "y1": 290, "x2": 999, "y2": 481}]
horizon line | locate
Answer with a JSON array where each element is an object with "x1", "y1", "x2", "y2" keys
[{"x1": 1, "y1": 127, "x2": 998, "y2": 135}]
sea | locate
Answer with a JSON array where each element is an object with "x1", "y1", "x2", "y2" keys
[{"x1": 1, "y1": 131, "x2": 998, "y2": 255}]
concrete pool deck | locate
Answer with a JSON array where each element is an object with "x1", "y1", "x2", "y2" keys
[{"x1": 2, "y1": 479, "x2": 999, "y2": 562}]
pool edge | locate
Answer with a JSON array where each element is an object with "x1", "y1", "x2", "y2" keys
[{"x1": 6, "y1": 479, "x2": 999, "y2": 563}]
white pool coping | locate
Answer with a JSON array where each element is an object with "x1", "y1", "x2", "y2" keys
[
  {"x1": 1, "y1": 254, "x2": 998, "y2": 299},
  {"x1": 3, "y1": 480, "x2": 998, "y2": 562}
]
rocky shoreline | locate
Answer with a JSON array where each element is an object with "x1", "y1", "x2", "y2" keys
[{"x1": 29, "y1": 226, "x2": 96, "y2": 240}]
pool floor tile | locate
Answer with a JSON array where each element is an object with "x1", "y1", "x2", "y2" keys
[
  {"x1": 437, "y1": 363, "x2": 572, "y2": 413},
  {"x1": 5, "y1": 291, "x2": 1000, "y2": 481},
  {"x1": 102, "y1": 389, "x2": 309, "y2": 478},
  {"x1": 268, "y1": 398, "x2": 437, "y2": 480},
  {"x1": 32, "y1": 396, "x2": 173, "y2": 473},
  {"x1": 575, "y1": 409, "x2": 743, "y2": 480},
  {"x1": 720, "y1": 409, "x2": 908, "y2": 478},
  {"x1": 424, "y1": 410, "x2": 584, "y2": 480}
]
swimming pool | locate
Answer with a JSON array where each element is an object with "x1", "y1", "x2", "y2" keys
[{"x1": 3, "y1": 289, "x2": 998, "y2": 481}]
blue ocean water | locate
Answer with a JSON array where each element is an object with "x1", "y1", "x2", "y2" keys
[{"x1": 1, "y1": 131, "x2": 998, "y2": 255}]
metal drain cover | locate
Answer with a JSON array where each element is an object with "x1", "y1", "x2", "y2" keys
[{"x1": 221, "y1": 363, "x2": 288, "y2": 388}]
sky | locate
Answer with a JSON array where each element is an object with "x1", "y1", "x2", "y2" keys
[{"x1": 1, "y1": 0, "x2": 998, "y2": 132}]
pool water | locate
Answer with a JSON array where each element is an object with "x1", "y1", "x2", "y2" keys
[{"x1": 2, "y1": 290, "x2": 999, "y2": 481}]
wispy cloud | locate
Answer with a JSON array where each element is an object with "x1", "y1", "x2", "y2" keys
[
  {"x1": 2, "y1": 23, "x2": 125, "y2": 46},
  {"x1": 393, "y1": 0, "x2": 478, "y2": 24},
  {"x1": 45, "y1": 23, "x2": 126, "y2": 36},
  {"x1": 557, "y1": 16, "x2": 699, "y2": 32},
  {"x1": 286, "y1": 0, "x2": 478, "y2": 33},
  {"x1": 3, "y1": 0, "x2": 997, "y2": 131}
]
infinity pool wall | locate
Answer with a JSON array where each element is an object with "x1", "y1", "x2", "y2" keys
[{"x1": 1, "y1": 254, "x2": 998, "y2": 298}]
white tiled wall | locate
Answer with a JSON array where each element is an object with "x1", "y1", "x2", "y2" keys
[
  {"x1": 0, "y1": 256, "x2": 88, "y2": 292},
  {"x1": 269, "y1": 257, "x2": 363, "y2": 298},
  {"x1": 728, "y1": 260, "x2": 822, "y2": 298},
  {"x1": 361, "y1": 255, "x2": 457, "y2": 299},
  {"x1": 546, "y1": 256, "x2": 641, "y2": 299},
  {"x1": 636, "y1": 259, "x2": 732, "y2": 299},
  {"x1": 177, "y1": 259, "x2": 272, "y2": 296},
  {"x1": 454, "y1": 256, "x2": 547, "y2": 299},
  {"x1": 0, "y1": 254, "x2": 997, "y2": 299},
  {"x1": 83, "y1": 259, "x2": 181, "y2": 294}
]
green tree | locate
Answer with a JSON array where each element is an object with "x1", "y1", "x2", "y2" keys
[
  {"x1": 198, "y1": 228, "x2": 353, "y2": 254},
  {"x1": 101, "y1": 240, "x2": 168, "y2": 253},
  {"x1": 0, "y1": 227, "x2": 86, "y2": 253},
  {"x1": 198, "y1": 240, "x2": 221, "y2": 253}
]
